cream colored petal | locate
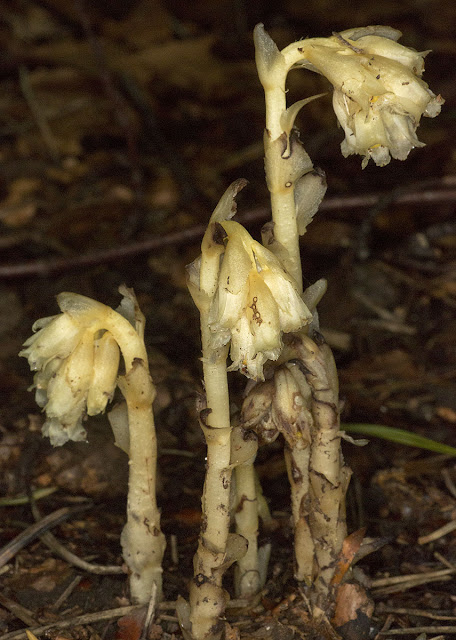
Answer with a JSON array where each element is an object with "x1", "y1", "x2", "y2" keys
[
  {"x1": 87, "y1": 331, "x2": 120, "y2": 416},
  {"x1": 262, "y1": 267, "x2": 312, "y2": 332},
  {"x1": 246, "y1": 273, "x2": 281, "y2": 353},
  {"x1": 42, "y1": 414, "x2": 87, "y2": 446},
  {"x1": 382, "y1": 109, "x2": 424, "y2": 160},
  {"x1": 305, "y1": 46, "x2": 383, "y2": 110},
  {"x1": 366, "y1": 58, "x2": 431, "y2": 112},
  {"x1": 218, "y1": 231, "x2": 253, "y2": 295},
  {"x1": 227, "y1": 276, "x2": 284, "y2": 380},
  {"x1": 45, "y1": 329, "x2": 94, "y2": 420},
  {"x1": 209, "y1": 285, "x2": 247, "y2": 331},
  {"x1": 353, "y1": 35, "x2": 427, "y2": 75},
  {"x1": 20, "y1": 313, "x2": 83, "y2": 370},
  {"x1": 57, "y1": 292, "x2": 107, "y2": 321}
]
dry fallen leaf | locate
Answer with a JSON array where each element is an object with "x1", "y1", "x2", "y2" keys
[
  {"x1": 331, "y1": 528, "x2": 366, "y2": 587},
  {"x1": 333, "y1": 582, "x2": 374, "y2": 640}
]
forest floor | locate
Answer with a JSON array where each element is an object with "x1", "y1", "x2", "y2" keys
[{"x1": 0, "y1": 1, "x2": 456, "y2": 639}]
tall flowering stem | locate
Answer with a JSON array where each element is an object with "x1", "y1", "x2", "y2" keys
[
  {"x1": 254, "y1": 25, "x2": 327, "y2": 290},
  {"x1": 252, "y1": 22, "x2": 443, "y2": 618},
  {"x1": 20, "y1": 287, "x2": 165, "y2": 605}
]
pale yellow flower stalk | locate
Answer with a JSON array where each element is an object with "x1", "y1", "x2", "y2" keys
[
  {"x1": 20, "y1": 286, "x2": 165, "y2": 606},
  {"x1": 181, "y1": 178, "x2": 311, "y2": 638},
  {"x1": 282, "y1": 333, "x2": 352, "y2": 612}
]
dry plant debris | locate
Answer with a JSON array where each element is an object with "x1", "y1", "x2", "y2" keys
[{"x1": 0, "y1": 0, "x2": 455, "y2": 639}]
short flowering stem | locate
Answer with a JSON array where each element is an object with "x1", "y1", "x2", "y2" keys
[
  {"x1": 68, "y1": 299, "x2": 166, "y2": 605},
  {"x1": 20, "y1": 289, "x2": 166, "y2": 607},
  {"x1": 284, "y1": 444, "x2": 313, "y2": 584},
  {"x1": 118, "y1": 361, "x2": 166, "y2": 605}
]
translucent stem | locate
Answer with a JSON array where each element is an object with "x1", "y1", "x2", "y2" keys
[
  {"x1": 254, "y1": 27, "x2": 333, "y2": 290},
  {"x1": 293, "y1": 336, "x2": 351, "y2": 605},
  {"x1": 93, "y1": 309, "x2": 166, "y2": 605}
]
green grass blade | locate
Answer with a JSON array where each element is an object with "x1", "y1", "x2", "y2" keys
[
  {"x1": 0, "y1": 486, "x2": 58, "y2": 507},
  {"x1": 342, "y1": 423, "x2": 456, "y2": 456}
]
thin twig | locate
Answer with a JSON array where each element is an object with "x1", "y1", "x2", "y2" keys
[
  {"x1": 3, "y1": 601, "x2": 239, "y2": 640},
  {"x1": 141, "y1": 583, "x2": 157, "y2": 640},
  {"x1": 372, "y1": 566, "x2": 454, "y2": 587},
  {"x1": 50, "y1": 575, "x2": 83, "y2": 612},
  {"x1": 418, "y1": 519, "x2": 456, "y2": 545},
  {"x1": 442, "y1": 468, "x2": 456, "y2": 499},
  {"x1": 371, "y1": 566, "x2": 455, "y2": 598},
  {"x1": 378, "y1": 606, "x2": 456, "y2": 622},
  {"x1": 0, "y1": 506, "x2": 89, "y2": 568},
  {"x1": 373, "y1": 613, "x2": 394, "y2": 640},
  {"x1": 433, "y1": 551, "x2": 456, "y2": 570},
  {"x1": 30, "y1": 491, "x2": 124, "y2": 575},
  {"x1": 378, "y1": 626, "x2": 456, "y2": 635},
  {"x1": 0, "y1": 593, "x2": 38, "y2": 627},
  {"x1": 1, "y1": 186, "x2": 456, "y2": 279},
  {"x1": 1, "y1": 605, "x2": 145, "y2": 640},
  {"x1": 373, "y1": 575, "x2": 452, "y2": 596}
]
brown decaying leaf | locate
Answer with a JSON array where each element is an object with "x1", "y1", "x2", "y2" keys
[
  {"x1": 330, "y1": 528, "x2": 366, "y2": 587},
  {"x1": 332, "y1": 583, "x2": 374, "y2": 640},
  {"x1": 115, "y1": 608, "x2": 147, "y2": 640}
]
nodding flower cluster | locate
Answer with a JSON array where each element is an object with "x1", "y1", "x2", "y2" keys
[
  {"x1": 300, "y1": 26, "x2": 444, "y2": 167},
  {"x1": 20, "y1": 287, "x2": 143, "y2": 446},
  {"x1": 187, "y1": 181, "x2": 312, "y2": 381},
  {"x1": 255, "y1": 24, "x2": 443, "y2": 168}
]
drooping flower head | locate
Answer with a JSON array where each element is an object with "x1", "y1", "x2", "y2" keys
[
  {"x1": 20, "y1": 287, "x2": 144, "y2": 446},
  {"x1": 301, "y1": 26, "x2": 444, "y2": 167},
  {"x1": 187, "y1": 181, "x2": 312, "y2": 380},
  {"x1": 254, "y1": 24, "x2": 443, "y2": 168}
]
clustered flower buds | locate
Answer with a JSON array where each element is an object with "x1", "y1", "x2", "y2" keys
[
  {"x1": 208, "y1": 222, "x2": 312, "y2": 379},
  {"x1": 302, "y1": 26, "x2": 444, "y2": 167},
  {"x1": 187, "y1": 181, "x2": 312, "y2": 381},
  {"x1": 19, "y1": 22, "x2": 443, "y2": 639}
]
